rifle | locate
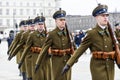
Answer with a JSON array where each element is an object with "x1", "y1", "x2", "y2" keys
[
  {"x1": 107, "y1": 22, "x2": 120, "y2": 68},
  {"x1": 65, "y1": 23, "x2": 75, "y2": 54}
]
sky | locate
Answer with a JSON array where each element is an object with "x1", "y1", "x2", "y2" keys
[{"x1": 61, "y1": 0, "x2": 120, "y2": 15}]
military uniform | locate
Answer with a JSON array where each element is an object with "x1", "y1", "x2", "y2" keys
[
  {"x1": 21, "y1": 30, "x2": 47, "y2": 80},
  {"x1": 19, "y1": 19, "x2": 35, "y2": 80},
  {"x1": 8, "y1": 20, "x2": 28, "y2": 80},
  {"x1": 64, "y1": 4, "x2": 115, "y2": 80},
  {"x1": 9, "y1": 19, "x2": 34, "y2": 80},
  {"x1": 20, "y1": 16, "x2": 51, "y2": 80},
  {"x1": 36, "y1": 9, "x2": 75, "y2": 80},
  {"x1": 9, "y1": 30, "x2": 24, "y2": 63}
]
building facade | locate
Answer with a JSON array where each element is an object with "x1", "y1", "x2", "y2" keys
[
  {"x1": 0, "y1": 0, "x2": 120, "y2": 34},
  {"x1": 0, "y1": 0, "x2": 62, "y2": 31},
  {"x1": 66, "y1": 12, "x2": 120, "y2": 33}
]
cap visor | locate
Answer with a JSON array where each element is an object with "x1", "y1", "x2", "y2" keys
[
  {"x1": 38, "y1": 22, "x2": 44, "y2": 24},
  {"x1": 102, "y1": 12, "x2": 109, "y2": 15},
  {"x1": 57, "y1": 17, "x2": 66, "y2": 19}
]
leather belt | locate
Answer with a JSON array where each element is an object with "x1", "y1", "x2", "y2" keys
[
  {"x1": 49, "y1": 48, "x2": 72, "y2": 56},
  {"x1": 30, "y1": 47, "x2": 41, "y2": 53},
  {"x1": 92, "y1": 51, "x2": 115, "y2": 60}
]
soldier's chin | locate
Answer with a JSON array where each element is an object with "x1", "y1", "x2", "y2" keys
[{"x1": 104, "y1": 22, "x2": 108, "y2": 25}]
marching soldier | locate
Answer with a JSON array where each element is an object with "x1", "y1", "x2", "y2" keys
[
  {"x1": 35, "y1": 8, "x2": 76, "y2": 80},
  {"x1": 18, "y1": 15, "x2": 50, "y2": 80},
  {"x1": 8, "y1": 20, "x2": 28, "y2": 80},
  {"x1": 62, "y1": 4, "x2": 116, "y2": 80},
  {"x1": 8, "y1": 19, "x2": 35, "y2": 80}
]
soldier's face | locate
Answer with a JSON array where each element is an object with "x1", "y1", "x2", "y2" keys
[
  {"x1": 29, "y1": 25, "x2": 35, "y2": 31},
  {"x1": 95, "y1": 14, "x2": 109, "y2": 26},
  {"x1": 20, "y1": 26, "x2": 24, "y2": 30},
  {"x1": 23, "y1": 26, "x2": 28, "y2": 31},
  {"x1": 55, "y1": 18, "x2": 66, "y2": 29},
  {"x1": 36, "y1": 23, "x2": 45, "y2": 31}
]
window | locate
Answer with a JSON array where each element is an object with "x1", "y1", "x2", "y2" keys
[
  {"x1": 0, "y1": 9, "x2": 2, "y2": 15},
  {"x1": 39, "y1": 3, "x2": 42, "y2": 7},
  {"x1": 6, "y1": 19, "x2": 10, "y2": 26},
  {"x1": 0, "y1": 19, "x2": 3, "y2": 25},
  {"x1": 33, "y1": 3, "x2": 36, "y2": 6},
  {"x1": 20, "y1": 9, "x2": 23, "y2": 15},
  {"x1": 0, "y1": 2, "x2": 2, "y2": 6},
  {"x1": 6, "y1": 9, "x2": 9, "y2": 15},
  {"x1": 6, "y1": 2, "x2": 9, "y2": 6},
  {"x1": 13, "y1": 9, "x2": 16, "y2": 15},
  {"x1": 20, "y1": 2, "x2": 23, "y2": 6},
  {"x1": 27, "y1": 2, "x2": 29, "y2": 6},
  {"x1": 48, "y1": 3, "x2": 51, "y2": 6},
  {"x1": 13, "y1": 19, "x2": 17, "y2": 24},
  {"x1": 13, "y1": 2, "x2": 16, "y2": 6},
  {"x1": 33, "y1": 9, "x2": 36, "y2": 15},
  {"x1": 26, "y1": 9, "x2": 30, "y2": 15}
]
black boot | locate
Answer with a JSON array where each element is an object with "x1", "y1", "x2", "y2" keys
[
  {"x1": 27, "y1": 77, "x2": 32, "y2": 80},
  {"x1": 22, "y1": 72, "x2": 27, "y2": 80}
]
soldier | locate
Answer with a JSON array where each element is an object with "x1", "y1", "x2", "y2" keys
[
  {"x1": 20, "y1": 16, "x2": 50, "y2": 80},
  {"x1": 8, "y1": 20, "x2": 28, "y2": 80},
  {"x1": 35, "y1": 8, "x2": 75, "y2": 80},
  {"x1": 115, "y1": 23, "x2": 120, "y2": 43},
  {"x1": 62, "y1": 4, "x2": 116, "y2": 80},
  {"x1": 8, "y1": 19, "x2": 35, "y2": 80}
]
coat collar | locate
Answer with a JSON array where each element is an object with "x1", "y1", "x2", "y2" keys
[
  {"x1": 55, "y1": 27, "x2": 67, "y2": 36},
  {"x1": 95, "y1": 24, "x2": 110, "y2": 36},
  {"x1": 36, "y1": 30, "x2": 46, "y2": 37}
]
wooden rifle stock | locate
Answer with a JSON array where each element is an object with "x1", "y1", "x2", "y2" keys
[{"x1": 107, "y1": 22, "x2": 120, "y2": 67}]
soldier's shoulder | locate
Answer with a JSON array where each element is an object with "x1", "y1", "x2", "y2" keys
[
  {"x1": 85, "y1": 27, "x2": 96, "y2": 35},
  {"x1": 48, "y1": 29, "x2": 56, "y2": 35},
  {"x1": 85, "y1": 28, "x2": 92, "y2": 33},
  {"x1": 46, "y1": 29, "x2": 56, "y2": 38}
]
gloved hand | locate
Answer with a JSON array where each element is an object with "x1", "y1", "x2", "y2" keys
[
  {"x1": 8, "y1": 56, "x2": 12, "y2": 61},
  {"x1": 34, "y1": 64, "x2": 40, "y2": 73},
  {"x1": 18, "y1": 62, "x2": 23, "y2": 69},
  {"x1": 61, "y1": 64, "x2": 70, "y2": 75}
]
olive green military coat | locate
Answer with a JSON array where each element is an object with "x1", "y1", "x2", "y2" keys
[
  {"x1": 8, "y1": 31, "x2": 24, "y2": 59},
  {"x1": 20, "y1": 30, "x2": 51, "y2": 80},
  {"x1": 11, "y1": 30, "x2": 31, "y2": 78},
  {"x1": 36, "y1": 27, "x2": 73, "y2": 80},
  {"x1": 8, "y1": 30, "x2": 24, "y2": 63},
  {"x1": 67, "y1": 24, "x2": 115, "y2": 80},
  {"x1": 8, "y1": 30, "x2": 26, "y2": 73}
]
